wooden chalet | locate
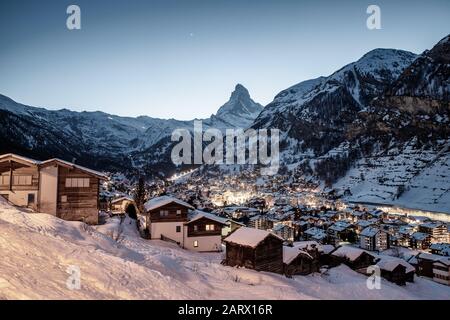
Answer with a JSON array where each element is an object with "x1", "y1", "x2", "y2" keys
[
  {"x1": 223, "y1": 227, "x2": 284, "y2": 274},
  {"x1": 433, "y1": 258, "x2": 450, "y2": 286},
  {"x1": 143, "y1": 195, "x2": 194, "y2": 242},
  {"x1": 142, "y1": 196, "x2": 226, "y2": 252},
  {"x1": 283, "y1": 246, "x2": 319, "y2": 277},
  {"x1": 330, "y1": 246, "x2": 376, "y2": 270},
  {"x1": 415, "y1": 252, "x2": 444, "y2": 278},
  {"x1": 376, "y1": 258, "x2": 415, "y2": 286},
  {"x1": 0, "y1": 153, "x2": 107, "y2": 224},
  {"x1": 184, "y1": 211, "x2": 227, "y2": 251}
]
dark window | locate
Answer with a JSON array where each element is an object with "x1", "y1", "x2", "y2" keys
[
  {"x1": 176, "y1": 226, "x2": 181, "y2": 233},
  {"x1": 27, "y1": 193, "x2": 35, "y2": 206}
]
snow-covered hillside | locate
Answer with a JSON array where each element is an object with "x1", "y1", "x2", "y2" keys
[
  {"x1": 0, "y1": 84, "x2": 262, "y2": 174},
  {"x1": 0, "y1": 199, "x2": 449, "y2": 300},
  {"x1": 334, "y1": 139, "x2": 450, "y2": 213}
]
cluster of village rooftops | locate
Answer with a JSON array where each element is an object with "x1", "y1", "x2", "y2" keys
[{"x1": 1, "y1": 153, "x2": 449, "y2": 287}]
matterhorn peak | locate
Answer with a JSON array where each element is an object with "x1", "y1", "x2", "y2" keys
[
  {"x1": 230, "y1": 83, "x2": 251, "y2": 100},
  {"x1": 206, "y1": 84, "x2": 264, "y2": 128}
]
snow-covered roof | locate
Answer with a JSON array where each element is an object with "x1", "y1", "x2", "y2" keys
[
  {"x1": 376, "y1": 257, "x2": 415, "y2": 273},
  {"x1": 224, "y1": 227, "x2": 283, "y2": 248},
  {"x1": 433, "y1": 257, "x2": 450, "y2": 266},
  {"x1": 331, "y1": 246, "x2": 373, "y2": 262},
  {"x1": 293, "y1": 241, "x2": 323, "y2": 252},
  {"x1": 111, "y1": 196, "x2": 134, "y2": 204},
  {"x1": 40, "y1": 158, "x2": 108, "y2": 179},
  {"x1": 430, "y1": 243, "x2": 450, "y2": 254},
  {"x1": 144, "y1": 196, "x2": 194, "y2": 212},
  {"x1": 0, "y1": 153, "x2": 41, "y2": 165},
  {"x1": 328, "y1": 221, "x2": 352, "y2": 232},
  {"x1": 322, "y1": 245, "x2": 335, "y2": 255},
  {"x1": 357, "y1": 220, "x2": 373, "y2": 227},
  {"x1": 360, "y1": 226, "x2": 380, "y2": 237},
  {"x1": 283, "y1": 246, "x2": 313, "y2": 264},
  {"x1": 420, "y1": 221, "x2": 445, "y2": 229},
  {"x1": 304, "y1": 227, "x2": 327, "y2": 240},
  {"x1": 417, "y1": 252, "x2": 447, "y2": 262},
  {"x1": 0, "y1": 153, "x2": 108, "y2": 179},
  {"x1": 249, "y1": 214, "x2": 265, "y2": 221},
  {"x1": 411, "y1": 232, "x2": 428, "y2": 241},
  {"x1": 186, "y1": 210, "x2": 228, "y2": 225}
]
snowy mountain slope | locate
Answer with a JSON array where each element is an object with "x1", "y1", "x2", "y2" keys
[
  {"x1": 247, "y1": 35, "x2": 450, "y2": 213},
  {"x1": 328, "y1": 36, "x2": 450, "y2": 212},
  {"x1": 334, "y1": 138, "x2": 450, "y2": 213},
  {"x1": 1, "y1": 199, "x2": 449, "y2": 300},
  {"x1": 0, "y1": 84, "x2": 262, "y2": 174},
  {"x1": 388, "y1": 35, "x2": 450, "y2": 101},
  {"x1": 252, "y1": 48, "x2": 418, "y2": 166}
]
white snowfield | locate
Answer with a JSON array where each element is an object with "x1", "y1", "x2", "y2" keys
[{"x1": 0, "y1": 199, "x2": 449, "y2": 300}]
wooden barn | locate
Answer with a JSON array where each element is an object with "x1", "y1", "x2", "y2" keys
[
  {"x1": 0, "y1": 153, "x2": 107, "y2": 224},
  {"x1": 283, "y1": 246, "x2": 319, "y2": 277},
  {"x1": 223, "y1": 227, "x2": 284, "y2": 274},
  {"x1": 330, "y1": 246, "x2": 376, "y2": 270},
  {"x1": 415, "y1": 252, "x2": 443, "y2": 278},
  {"x1": 376, "y1": 258, "x2": 415, "y2": 285}
]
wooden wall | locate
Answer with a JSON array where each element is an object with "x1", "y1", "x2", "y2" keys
[
  {"x1": 254, "y1": 236, "x2": 284, "y2": 273},
  {"x1": 148, "y1": 203, "x2": 188, "y2": 223},
  {"x1": 0, "y1": 163, "x2": 39, "y2": 192},
  {"x1": 186, "y1": 217, "x2": 222, "y2": 237},
  {"x1": 225, "y1": 236, "x2": 283, "y2": 274},
  {"x1": 56, "y1": 166, "x2": 99, "y2": 224}
]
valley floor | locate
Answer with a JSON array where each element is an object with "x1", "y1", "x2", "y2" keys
[{"x1": 0, "y1": 199, "x2": 449, "y2": 300}]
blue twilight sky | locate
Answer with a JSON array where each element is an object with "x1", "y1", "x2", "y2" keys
[{"x1": 0, "y1": 0, "x2": 449, "y2": 120}]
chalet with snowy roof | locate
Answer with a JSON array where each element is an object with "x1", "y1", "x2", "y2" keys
[
  {"x1": 304, "y1": 227, "x2": 327, "y2": 243},
  {"x1": 433, "y1": 257, "x2": 450, "y2": 286},
  {"x1": 430, "y1": 243, "x2": 450, "y2": 256},
  {"x1": 330, "y1": 246, "x2": 376, "y2": 270},
  {"x1": 359, "y1": 227, "x2": 390, "y2": 251},
  {"x1": 283, "y1": 246, "x2": 319, "y2": 277},
  {"x1": 376, "y1": 257, "x2": 415, "y2": 286},
  {"x1": 142, "y1": 196, "x2": 227, "y2": 251},
  {"x1": 327, "y1": 221, "x2": 354, "y2": 245},
  {"x1": 413, "y1": 253, "x2": 442, "y2": 278},
  {"x1": 184, "y1": 210, "x2": 227, "y2": 251},
  {"x1": 0, "y1": 153, "x2": 107, "y2": 224},
  {"x1": 223, "y1": 227, "x2": 284, "y2": 273},
  {"x1": 410, "y1": 231, "x2": 431, "y2": 250},
  {"x1": 143, "y1": 195, "x2": 194, "y2": 242}
]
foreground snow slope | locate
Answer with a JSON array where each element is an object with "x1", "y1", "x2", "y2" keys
[{"x1": 0, "y1": 199, "x2": 449, "y2": 300}]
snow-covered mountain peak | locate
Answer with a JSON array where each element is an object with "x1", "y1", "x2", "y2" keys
[
  {"x1": 329, "y1": 49, "x2": 417, "y2": 84},
  {"x1": 215, "y1": 84, "x2": 263, "y2": 119},
  {"x1": 231, "y1": 83, "x2": 251, "y2": 99}
]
